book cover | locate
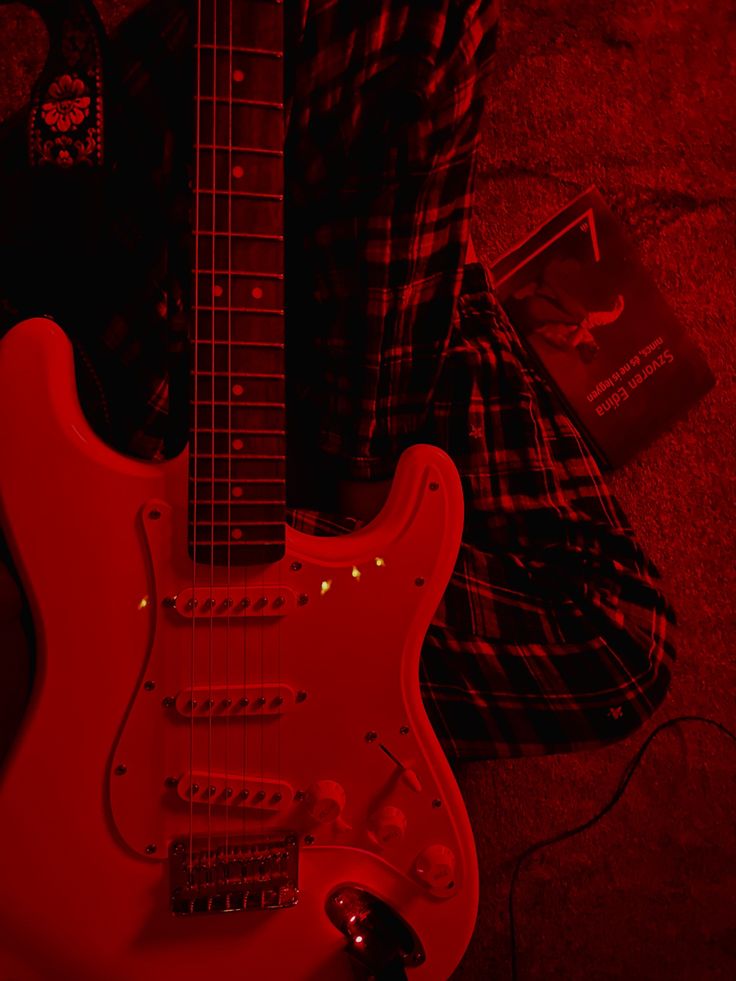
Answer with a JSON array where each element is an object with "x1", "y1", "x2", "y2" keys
[{"x1": 489, "y1": 187, "x2": 715, "y2": 468}]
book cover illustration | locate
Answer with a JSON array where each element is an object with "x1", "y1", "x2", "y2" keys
[{"x1": 490, "y1": 187, "x2": 715, "y2": 468}]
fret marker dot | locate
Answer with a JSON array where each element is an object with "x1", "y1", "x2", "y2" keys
[
  {"x1": 232, "y1": 438, "x2": 244, "y2": 451},
  {"x1": 232, "y1": 384, "x2": 244, "y2": 396},
  {"x1": 233, "y1": 69, "x2": 244, "y2": 83},
  {"x1": 251, "y1": 287, "x2": 264, "y2": 300},
  {"x1": 232, "y1": 165, "x2": 244, "y2": 179},
  {"x1": 213, "y1": 284, "x2": 223, "y2": 298},
  {"x1": 232, "y1": 486, "x2": 243, "y2": 498},
  {"x1": 232, "y1": 528, "x2": 243, "y2": 540}
]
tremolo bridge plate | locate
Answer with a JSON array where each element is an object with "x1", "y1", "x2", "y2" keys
[{"x1": 170, "y1": 834, "x2": 299, "y2": 915}]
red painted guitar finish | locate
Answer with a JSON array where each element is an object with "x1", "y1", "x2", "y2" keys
[{"x1": 0, "y1": 320, "x2": 478, "y2": 980}]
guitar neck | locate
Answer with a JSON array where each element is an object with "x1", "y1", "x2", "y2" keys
[{"x1": 189, "y1": 0, "x2": 285, "y2": 567}]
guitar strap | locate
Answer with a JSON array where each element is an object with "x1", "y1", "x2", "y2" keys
[
  {"x1": 26, "y1": 0, "x2": 106, "y2": 168},
  {"x1": 0, "y1": 0, "x2": 194, "y2": 455}
]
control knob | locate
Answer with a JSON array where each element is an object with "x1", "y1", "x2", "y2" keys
[
  {"x1": 413, "y1": 844, "x2": 457, "y2": 891},
  {"x1": 368, "y1": 806, "x2": 407, "y2": 846},
  {"x1": 305, "y1": 780, "x2": 346, "y2": 823}
]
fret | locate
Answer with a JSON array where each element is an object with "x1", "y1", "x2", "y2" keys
[
  {"x1": 193, "y1": 368, "x2": 286, "y2": 376},
  {"x1": 190, "y1": 518, "x2": 283, "y2": 528},
  {"x1": 192, "y1": 396, "x2": 284, "y2": 406},
  {"x1": 194, "y1": 236, "x2": 283, "y2": 278},
  {"x1": 191, "y1": 462, "x2": 286, "y2": 489},
  {"x1": 192, "y1": 344, "x2": 282, "y2": 372},
  {"x1": 192, "y1": 399, "x2": 284, "y2": 410},
  {"x1": 197, "y1": 152, "x2": 283, "y2": 202},
  {"x1": 193, "y1": 369, "x2": 282, "y2": 377},
  {"x1": 193, "y1": 306, "x2": 283, "y2": 316},
  {"x1": 190, "y1": 541, "x2": 284, "y2": 548},
  {"x1": 194, "y1": 229, "x2": 283, "y2": 240},
  {"x1": 201, "y1": 427, "x2": 286, "y2": 434},
  {"x1": 193, "y1": 351, "x2": 282, "y2": 376},
  {"x1": 195, "y1": 188, "x2": 283, "y2": 201},
  {"x1": 193, "y1": 338, "x2": 283, "y2": 347},
  {"x1": 192, "y1": 362, "x2": 284, "y2": 382},
  {"x1": 197, "y1": 103, "x2": 282, "y2": 154},
  {"x1": 191, "y1": 507, "x2": 284, "y2": 523},
  {"x1": 193, "y1": 391, "x2": 284, "y2": 399},
  {"x1": 192, "y1": 361, "x2": 283, "y2": 375},
  {"x1": 192, "y1": 421, "x2": 285, "y2": 438},
  {"x1": 195, "y1": 144, "x2": 283, "y2": 156},
  {"x1": 192, "y1": 399, "x2": 286, "y2": 409},
  {"x1": 192, "y1": 409, "x2": 286, "y2": 438},
  {"x1": 197, "y1": 50, "x2": 282, "y2": 104},
  {"x1": 196, "y1": 43, "x2": 283, "y2": 59},
  {"x1": 193, "y1": 269, "x2": 282, "y2": 279},
  {"x1": 193, "y1": 454, "x2": 285, "y2": 460},
  {"x1": 193, "y1": 401, "x2": 285, "y2": 409},
  {"x1": 193, "y1": 341, "x2": 284, "y2": 352},
  {"x1": 194, "y1": 428, "x2": 285, "y2": 439},
  {"x1": 193, "y1": 477, "x2": 283, "y2": 484},
  {"x1": 192, "y1": 492, "x2": 286, "y2": 502},
  {"x1": 199, "y1": 95, "x2": 283, "y2": 111},
  {"x1": 196, "y1": 192, "x2": 281, "y2": 238},
  {"x1": 195, "y1": 499, "x2": 285, "y2": 506}
]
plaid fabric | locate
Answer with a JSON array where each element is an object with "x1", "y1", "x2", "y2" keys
[
  {"x1": 289, "y1": 263, "x2": 675, "y2": 759},
  {"x1": 285, "y1": 0, "x2": 501, "y2": 479},
  {"x1": 0, "y1": 0, "x2": 674, "y2": 759}
]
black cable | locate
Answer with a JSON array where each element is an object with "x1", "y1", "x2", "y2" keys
[{"x1": 508, "y1": 715, "x2": 736, "y2": 981}]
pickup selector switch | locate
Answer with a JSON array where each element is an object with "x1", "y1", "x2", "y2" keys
[{"x1": 305, "y1": 780, "x2": 346, "y2": 823}]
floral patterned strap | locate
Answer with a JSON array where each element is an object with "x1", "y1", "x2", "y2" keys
[{"x1": 27, "y1": 0, "x2": 106, "y2": 167}]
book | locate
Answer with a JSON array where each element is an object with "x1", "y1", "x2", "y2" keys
[{"x1": 489, "y1": 187, "x2": 715, "y2": 468}]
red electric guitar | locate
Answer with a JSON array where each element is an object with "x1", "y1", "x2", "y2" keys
[{"x1": 0, "y1": 1, "x2": 478, "y2": 978}]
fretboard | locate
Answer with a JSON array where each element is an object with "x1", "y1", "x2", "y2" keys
[{"x1": 189, "y1": 0, "x2": 285, "y2": 567}]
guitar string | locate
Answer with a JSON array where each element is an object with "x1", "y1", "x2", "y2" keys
[
  {"x1": 224, "y1": 0, "x2": 233, "y2": 872},
  {"x1": 238, "y1": 5, "x2": 247, "y2": 855},
  {"x1": 190, "y1": 0, "x2": 204, "y2": 884},
  {"x1": 239, "y1": 6, "x2": 247, "y2": 852},
  {"x1": 258, "y1": 2, "x2": 267, "y2": 853},
  {"x1": 206, "y1": 0, "x2": 219, "y2": 876},
  {"x1": 276, "y1": 0, "x2": 283, "y2": 861}
]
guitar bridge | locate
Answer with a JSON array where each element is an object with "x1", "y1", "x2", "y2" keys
[{"x1": 169, "y1": 834, "x2": 299, "y2": 915}]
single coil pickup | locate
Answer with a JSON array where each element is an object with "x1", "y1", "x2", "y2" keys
[
  {"x1": 171, "y1": 586, "x2": 295, "y2": 617},
  {"x1": 175, "y1": 774, "x2": 293, "y2": 810},
  {"x1": 175, "y1": 684, "x2": 296, "y2": 718},
  {"x1": 170, "y1": 833, "x2": 298, "y2": 915}
]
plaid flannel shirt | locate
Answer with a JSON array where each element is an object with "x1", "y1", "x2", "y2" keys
[{"x1": 0, "y1": 0, "x2": 674, "y2": 759}]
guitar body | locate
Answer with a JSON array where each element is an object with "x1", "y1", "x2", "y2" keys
[{"x1": 0, "y1": 319, "x2": 477, "y2": 980}]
